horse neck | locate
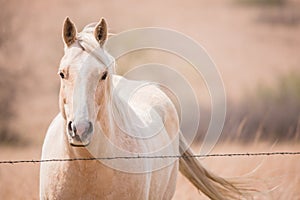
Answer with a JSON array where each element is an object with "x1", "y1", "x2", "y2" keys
[{"x1": 96, "y1": 75, "x2": 116, "y2": 139}]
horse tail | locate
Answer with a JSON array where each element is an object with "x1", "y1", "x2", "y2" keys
[{"x1": 179, "y1": 135, "x2": 247, "y2": 200}]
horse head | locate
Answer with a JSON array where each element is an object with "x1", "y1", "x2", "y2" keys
[{"x1": 58, "y1": 17, "x2": 113, "y2": 147}]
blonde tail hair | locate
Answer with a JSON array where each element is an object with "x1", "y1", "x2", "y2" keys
[{"x1": 179, "y1": 135, "x2": 249, "y2": 200}]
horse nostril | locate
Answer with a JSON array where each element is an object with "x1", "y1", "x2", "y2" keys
[
  {"x1": 88, "y1": 121, "x2": 93, "y2": 134},
  {"x1": 68, "y1": 121, "x2": 77, "y2": 137},
  {"x1": 68, "y1": 121, "x2": 72, "y2": 132},
  {"x1": 68, "y1": 120, "x2": 92, "y2": 139}
]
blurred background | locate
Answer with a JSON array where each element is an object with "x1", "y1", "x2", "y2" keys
[{"x1": 0, "y1": 0, "x2": 299, "y2": 199}]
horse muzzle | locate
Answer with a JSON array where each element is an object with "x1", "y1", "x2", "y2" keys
[{"x1": 67, "y1": 120, "x2": 93, "y2": 147}]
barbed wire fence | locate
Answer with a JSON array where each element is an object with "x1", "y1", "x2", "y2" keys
[{"x1": 1, "y1": 151, "x2": 299, "y2": 165}]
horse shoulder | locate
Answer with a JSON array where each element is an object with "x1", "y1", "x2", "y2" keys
[
  {"x1": 41, "y1": 113, "x2": 66, "y2": 159},
  {"x1": 40, "y1": 114, "x2": 68, "y2": 198}
]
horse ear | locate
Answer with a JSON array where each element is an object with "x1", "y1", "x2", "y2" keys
[
  {"x1": 94, "y1": 18, "x2": 108, "y2": 47},
  {"x1": 63, "y1": 17, "x2": 77, "y2": 47}
]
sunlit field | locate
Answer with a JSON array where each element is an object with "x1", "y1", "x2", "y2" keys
[{"x1": 0, "y1": 0, "x2": 300, "y2": 199}]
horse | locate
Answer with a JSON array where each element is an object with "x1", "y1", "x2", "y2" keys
[{"x1": 40, "y1": 17, "x2": 244, "y2": 200}]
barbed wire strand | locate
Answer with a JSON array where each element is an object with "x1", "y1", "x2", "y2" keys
[{"x1": 0, "y1": 151, "x2": 299, "y2": 165}]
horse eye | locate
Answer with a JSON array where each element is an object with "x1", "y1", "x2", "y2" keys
[
  {"x1": 59, "y1": 72, "x2": 65, "y2": 79},
  {"x1": 101, "y1": 71, "x2": 108, "y2": 80}
]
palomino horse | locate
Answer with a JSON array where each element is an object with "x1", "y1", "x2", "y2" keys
[{"x1": 40, "y1": 17, "x2": 244, "y2": 200}]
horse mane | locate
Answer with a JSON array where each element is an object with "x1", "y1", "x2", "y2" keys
[
  {"x1": 82, "y1": 22, "x2": 98, "y2": 33},
  {"x1": 76, "y1": 25, "x2": 164, "y2": 140}
]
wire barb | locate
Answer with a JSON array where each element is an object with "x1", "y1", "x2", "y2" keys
[{"x1": 0, "y1": 151, "x2": 299, "y2": 165}]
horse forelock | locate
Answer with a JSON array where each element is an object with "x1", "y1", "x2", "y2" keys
[
  {"x1": 82, "y1": 22, "x2": 98, "y2": 33},
  {"x1": 76, "y1": 25, "x2": 115, "y2": 73}
]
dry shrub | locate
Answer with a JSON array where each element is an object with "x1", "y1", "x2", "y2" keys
[
  {"x1": 236, "y1": 0, "x2": 287, "y2": 6},
  {"x1": 236, "y1": 0, "x2": 300, "y2": 26},
  {"x1": 223, "y1": 71, "x2": 300, "y2": 142},
  {"x1": 0, "y1": 0, "x2": 25, "y2": 145},
  {"x1": 0, "y1": 67, "x2": 18, "y2": 144}
]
